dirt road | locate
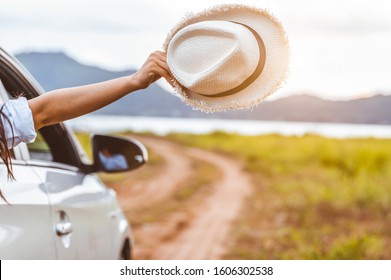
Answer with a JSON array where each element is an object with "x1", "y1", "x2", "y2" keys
[
  {"x1": 114, "y1": 137, "x2": 193, "y2": 209},
  {"x1": 116, "y1": 136, "x2": 253, "y2": 259}
]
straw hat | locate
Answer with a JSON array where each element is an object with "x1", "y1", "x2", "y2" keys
[{"x1": 163, "y1": 4, "x2": 289, "y2": 113}]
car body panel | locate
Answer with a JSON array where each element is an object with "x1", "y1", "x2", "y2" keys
[
  {"x1": 0, "y1": 163, "x2": 57, "y2": 259},
  {"x1": 30, "y1": 166, "x2": 114, "y2": 259}
]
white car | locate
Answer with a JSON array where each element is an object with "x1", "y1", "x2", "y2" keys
[{"x1": 0, "y1": 47, "x2": 147, "y2": 259}]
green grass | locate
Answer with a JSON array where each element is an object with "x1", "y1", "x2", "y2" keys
[
  {"x1": 167, "y1": 132, "x2": 391, "y2": 259},
  {"x1": 74, "y1": 132, "x2": 93, "y2": 159}
]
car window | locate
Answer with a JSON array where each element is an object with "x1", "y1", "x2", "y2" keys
[
  {"x1": 1, "y1": 78, "x2": 53, "y2": 162},
  {"x1": 26, "y1": 132, "x2": 53, "y2": 161},
  {"x1": 1, "y1": 58, "x2": 83, "y2": 168}
]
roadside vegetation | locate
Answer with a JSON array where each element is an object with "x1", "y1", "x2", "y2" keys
[
  {"x1": 76, "y1": 131, "x2": 391, "y2": 259},
  {"x1": 166, "y1": 132, "x2": 391, "y2": 259}
]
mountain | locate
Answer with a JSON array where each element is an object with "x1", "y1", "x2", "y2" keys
[{"x1": 15, "y1": 52, "x2": 391, "y2": 124}]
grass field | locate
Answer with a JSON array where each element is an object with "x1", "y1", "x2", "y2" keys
[
  {"x1": 76, "y1": 131, "x2": 391, "y2": 259},
  {"x1": 167, "y1": 132, "x2": 391, "y2": 259}
]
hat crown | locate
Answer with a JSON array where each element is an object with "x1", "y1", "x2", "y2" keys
[{"x1": 167, "y1": 20, "x2": 260, "y2": 96}]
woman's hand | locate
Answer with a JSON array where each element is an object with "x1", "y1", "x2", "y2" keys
[{"x1": 132, "y1": 51, "x2": 174, "y2": 90}]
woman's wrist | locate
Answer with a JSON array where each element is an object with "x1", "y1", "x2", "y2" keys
[
  {"x1": 127, "y1": 72, "x2": 149, "y2": 92},
  {"x1": 124, "y1": 74, "x2": 142, "y2": 93}
]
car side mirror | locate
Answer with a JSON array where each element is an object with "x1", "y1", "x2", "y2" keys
[{"x1": 92, "y1": 134, "x2": 148, "y2": 173}]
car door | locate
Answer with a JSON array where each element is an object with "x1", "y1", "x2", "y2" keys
[
  {"x1": 31, "y1": 166, "x2": 116, "y2": 259},
  {"x1": 0, "y1": 162, "x2": 57, "y2": 260},
  {"x1": 0, "y1": 79, "x2": 56, "y2": 259},
  {"x1": 27, "y1": 131, "x2": 115, "y2": 259}
]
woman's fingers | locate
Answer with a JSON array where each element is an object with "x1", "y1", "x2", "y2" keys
[
  {"x1": 150, "y1": 51, "x2": 175, "y2": 87},
  {"x1": 149, "y1": 67, "x2": 174, "y2": 87},
  {"x1": 155, "y1": 61, "x2": 175, "y2": 87},
  {"x1": 159, "y1": 69, "x2": 175, "y2": 87},
  {"x1": 134, "y1": 50, "x2": 176, "y2": 89}
]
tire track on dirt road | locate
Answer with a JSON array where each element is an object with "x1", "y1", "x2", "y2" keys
[
  {"x1": 115, "y1": 137, "x2": 192, "y2": 209},
  {"x1": 150, "y1": 144, "x2": 253, "y2": 259},
  {"x1": 119, "y1": 136, "x2": 253, "y2": 259}
]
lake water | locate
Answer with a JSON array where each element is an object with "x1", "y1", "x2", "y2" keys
[{"x1": 67, "y1": 115, "x2": 391, "y2": 139}]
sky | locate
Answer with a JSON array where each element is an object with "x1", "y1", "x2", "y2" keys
[{"x1": 1, "y1": 0, "x2": 391, "y2": 100}]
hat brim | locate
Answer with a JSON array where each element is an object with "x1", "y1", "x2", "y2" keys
[{"x1": 163, "y1": 4, "x2": 290, "y2": 113}]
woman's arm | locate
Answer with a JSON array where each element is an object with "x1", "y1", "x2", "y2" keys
[{"x1": 28, "y1": 51, "x2": 172, "y2": 130}]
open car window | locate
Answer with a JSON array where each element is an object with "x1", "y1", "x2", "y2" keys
[
  {"x1": 26, "y1": 132, "x2": 53, "y2": 162},
  {"x1": 1, "y1": 78, "x2": 54, "y2": 162},
  {"x1": 0, "y1": 52, "x2": 86, "y2": 169}
]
